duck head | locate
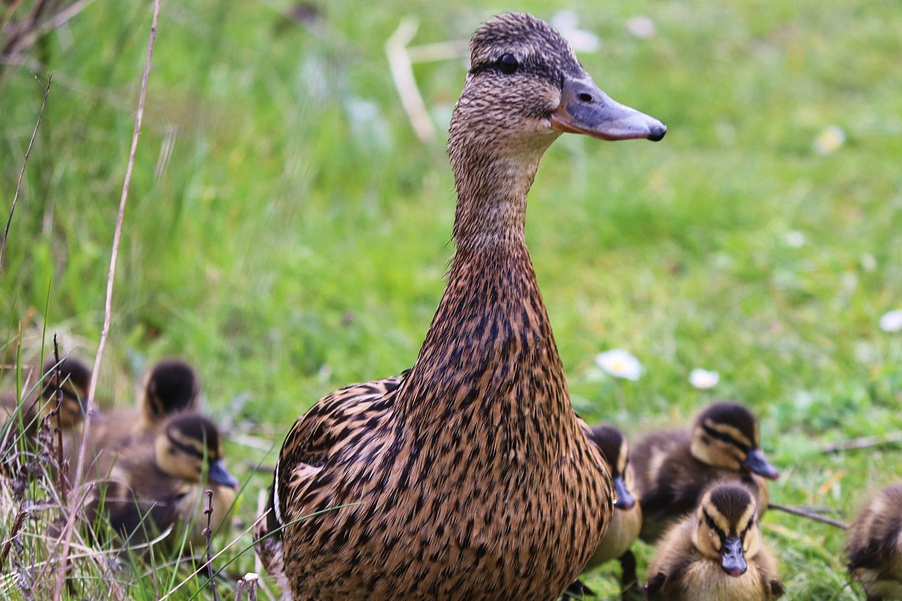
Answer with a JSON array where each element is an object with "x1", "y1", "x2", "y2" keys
[
  {"x1": 142, "y1": 359, "x2": 200, "y2": 425},
  {"x1": 589, "y1": 423, "x2": 636, "y2": 510},
  {"x1": 155, "y1": 413, "x2": 239, "y2": 489},
  {"x1": 689, "y1": 401, "x2": 780, "y2": 480},
  {"x1": 40, "y1": 356, "x2": 92, "y2": 428},
  {"x1": 693, "y1": 483, "x2": 762, "y2": 577},
  {"x1": 448, "y1": 13, "x2": 666, "y2": 250}
]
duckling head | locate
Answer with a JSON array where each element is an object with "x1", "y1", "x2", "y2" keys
[
  {"x1": 142, "y1": 359, "x2": 200, "y2": 425},
  {"x1": 693, "y1": 483, "x2": 762, "y2": 577},
  {"x1": 40, "y1": 356, "x2": 92, "y2": 428},
  {"x1": 154, "y1": 413, "x2": 239, "y2": 489},
  {"x1": 689, "y1": 401, "x2": 779, "y2": 480},
  {"x1": 589, "y1": 423, "x2": 636, "y2": 510}
]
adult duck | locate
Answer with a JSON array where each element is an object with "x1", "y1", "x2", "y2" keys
[{"x1": 256, "y1": 12, "x2": 665, "y2": 601}]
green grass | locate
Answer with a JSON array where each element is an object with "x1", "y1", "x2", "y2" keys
[{"x1": 1, "y1": 0, "x2": 901, "y2": 599}]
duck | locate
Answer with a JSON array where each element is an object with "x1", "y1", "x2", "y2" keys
[
  {"x1": 847, "y1": 482, "x2": 902, "y2": 601},
  {"x1": 1, "y1": 356, "x2": 92, "y2": 432},
  {"x1": 85, "y1": 412, "x2": 239, "y2": 549},
  {"x1": 566, "y1": 424, "x2": 642, "y2": 599},
  {"x1": 646, "y1": 482, "x2": 784, "y2": 601},
  {"x1": 255, "y1": 11, "x2": 665, "y2": 601},
  {"x1": 67, "y1": 358, "x2": 200, "y2": 475},
  {"x1": 1, "y1": 356, "x2": 92, "y2": 482},
  {"x1": 631, "y1": 401, "x2": 780, "y2": 542}
]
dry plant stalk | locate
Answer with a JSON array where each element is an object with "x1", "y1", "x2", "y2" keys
[
  {"x1": 0, "y1": 73, "x2": 51, "y2": 278},
  {"x1": 203, "y1": 488, "x2": 221, "y2": 601},
  {"x1": 768, "y1": 502, "x2": 849, "y2": 530},
  {"x1": 235, "y1": 572, "x2": 259, "y2": 601},
  {"x1": 50, "y1": 0, "x2": 163, "y2": 597},
  {"x1": 51, "y1": 335, "x2": 69, "y2": 505}
]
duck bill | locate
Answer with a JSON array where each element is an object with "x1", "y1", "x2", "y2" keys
[
  {"x1": 613, "y1": 475, "x2": 636, "y2": 510},
  {"x1": 208, "y1": 460, "x2": 240, "y2": 489},
  {"x1": 720, "y1": 536, "x2": 748, "y2": 577},
  {"x1": 550, "y1": 75, "x2": 666, "y2": 142},
  {"x1": 742, "y1": 449, "x2": 780, "y2": 480}
]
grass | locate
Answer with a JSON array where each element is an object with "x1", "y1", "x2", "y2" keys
[{"x1": 1, "y1": 0, "x2": 901, "y2": 599}]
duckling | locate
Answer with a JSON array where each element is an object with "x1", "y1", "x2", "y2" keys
[
  {"x1": 2, "y1": 356, "x2": 92, "y2": 479},
  {"x1": 566, "y1": 424, "x2": 642, "y2": 599},
  {"x1": 1, "y1": 356, "x2": 92, "y2": 432},
  {"x1": 631, "y1": 401, "x2": 779, "y2": 542},
  {"x1": 86, "y1": 412, "x2": 239, "y2": 549},
  {"x1": 646, "y1": 482, "x2": 783, "y2": 601},
  {"x1": 847, "y1": 483, "x2": 902, "y2": 601},
  {"x1": 255, "y1": 12, "x2": 665, "y2": 601},
  {"x1": 93, "y1": 358, "x2": 200, "y2": 445},
  {"x1": 68, "y1": 358, "x2": 200, "y2": 473}
]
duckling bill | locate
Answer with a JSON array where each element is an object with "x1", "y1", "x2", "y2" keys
[{"x1": 257, "y1": 12, "x2": 666, "y2": 601}]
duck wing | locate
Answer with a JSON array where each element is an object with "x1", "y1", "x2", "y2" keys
[{"x1": 255, "y1": 373, "x2": 407, "y2": 577}]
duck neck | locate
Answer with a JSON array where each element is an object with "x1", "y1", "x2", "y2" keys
[{"x1": 398, "y1": 148, "x2": 574, "y2": 445}]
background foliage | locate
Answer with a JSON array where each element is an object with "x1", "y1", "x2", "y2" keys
[{"x1": 1, "y1": 0, "x2": 900, "y2": 598}]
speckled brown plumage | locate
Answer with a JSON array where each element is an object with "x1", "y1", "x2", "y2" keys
[
  {"x1": 256, "y1": 12, "x2": 666, "y2": 600},
  {"x1": 631, "y1": 401, "x2": 779, "y2": 542},
  {"x1": 848, "y1": 483, "x2": 902, "y2": 601}
]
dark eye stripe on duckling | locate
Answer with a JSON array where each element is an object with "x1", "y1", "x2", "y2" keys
[{"x1": 700, "y1": 421, "x2": 754, "y2": 454}]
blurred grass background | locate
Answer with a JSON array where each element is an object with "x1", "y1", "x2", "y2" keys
[{"x1": 1, "y1": 0, "x2": 900, "y2": 598}]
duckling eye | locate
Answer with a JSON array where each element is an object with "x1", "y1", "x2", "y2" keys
[{"x1": 497, "y1": 54, "x2": 519, "y2": 75}]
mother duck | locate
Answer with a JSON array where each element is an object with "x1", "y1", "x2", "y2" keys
[{"x1": 256, "y1": 12, "x2": 665, "y2": 601}]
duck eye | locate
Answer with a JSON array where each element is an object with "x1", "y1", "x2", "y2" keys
[{"x1": 497, "y1": 54, "x2": 519, "y2": 75}]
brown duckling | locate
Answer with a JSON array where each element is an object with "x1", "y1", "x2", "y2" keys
[
  {"x1": 848, "y1": 483, "x2": 902, "y2": 601},
  {"x1": 255, "y1": 12, "x2": 665, "y2": 601},
  {"x1": 1, "y1": 356, "x2": 92, "y2": 432},
  {"x1": 2, "y1": 357, "x2": 92, "y2": 479},
  {"x1": 87, "y1": 412, "x2": 239, "y2": 549},
  {"x1": 646, "y1": 482, "x2": 783, "y2": 601},
  {"x1": 632, "y1": 401, "x2": 779, "y2": 542},
  {"x1": 566, "y1": 424, "x2": 642, "y2": 599},
  {"x1": 69, "y1": 358, "x2": 201, "y2": 473}
]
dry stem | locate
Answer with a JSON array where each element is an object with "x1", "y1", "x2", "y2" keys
[
  {"x1": 203, "y1": 489, "x2": 221, "y2": 601},
  {"x1": 50, "y1": 0, "x2": 162, "y2": 597},
  {"x1": 0, "y1": 73, "x2": 51, "y2": 278}
]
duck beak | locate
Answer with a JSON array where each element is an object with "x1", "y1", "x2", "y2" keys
[
  {"x1": 720, "y1": 536, "x2": 748, "y2": 577},
  {"x1": 208, "y1": 460, "x2": 240, "y2": 489},
  {"x1": 613, "y1": 475, "x2": 636, "y2": 510},
  {"x1": 550, "y1": 75, "x2": 666, "y2": 142},
  {"x1": 742, "y1": 449, "x2": 780, "y2": 480}
]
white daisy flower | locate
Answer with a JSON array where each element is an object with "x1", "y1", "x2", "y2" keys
[
  {"x1": 595, "y1": 349, "x2": 642, "y2": 381},
  {"x1": 689, "y1": 368, "x2": 720, "y2": 390}
]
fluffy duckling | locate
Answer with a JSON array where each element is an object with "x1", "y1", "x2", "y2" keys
[
  {"x1": 1, "y1": 356, "x2": 92, "y2": 432},
  {"x1": 93, "y1": 358, "x2": 200, "y2": 445},
  {"x1": 847, "y1": 483, "x2": 902, "y2": 601},
  {"x1": 631, "y1": 401, "x2": 779, "y2": 542},
  {"x1": 87, "y1": 413, "x2": 239, "y2": 549},
  {"x1": 69, "y1": 359, "x2": 201, "y2": 473},
  {"x1": 256, "y1": 12, "x2": 665, "y2": 601},
  {"x1": 2, "y1": 357, "x2": 92, "y2": 478},
  {"x1": 646, "y1": 482, "x2": 783, "y2": 601},
  {"x1": 567, "y1": 424, "x2": 642, "y2": 598}
]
